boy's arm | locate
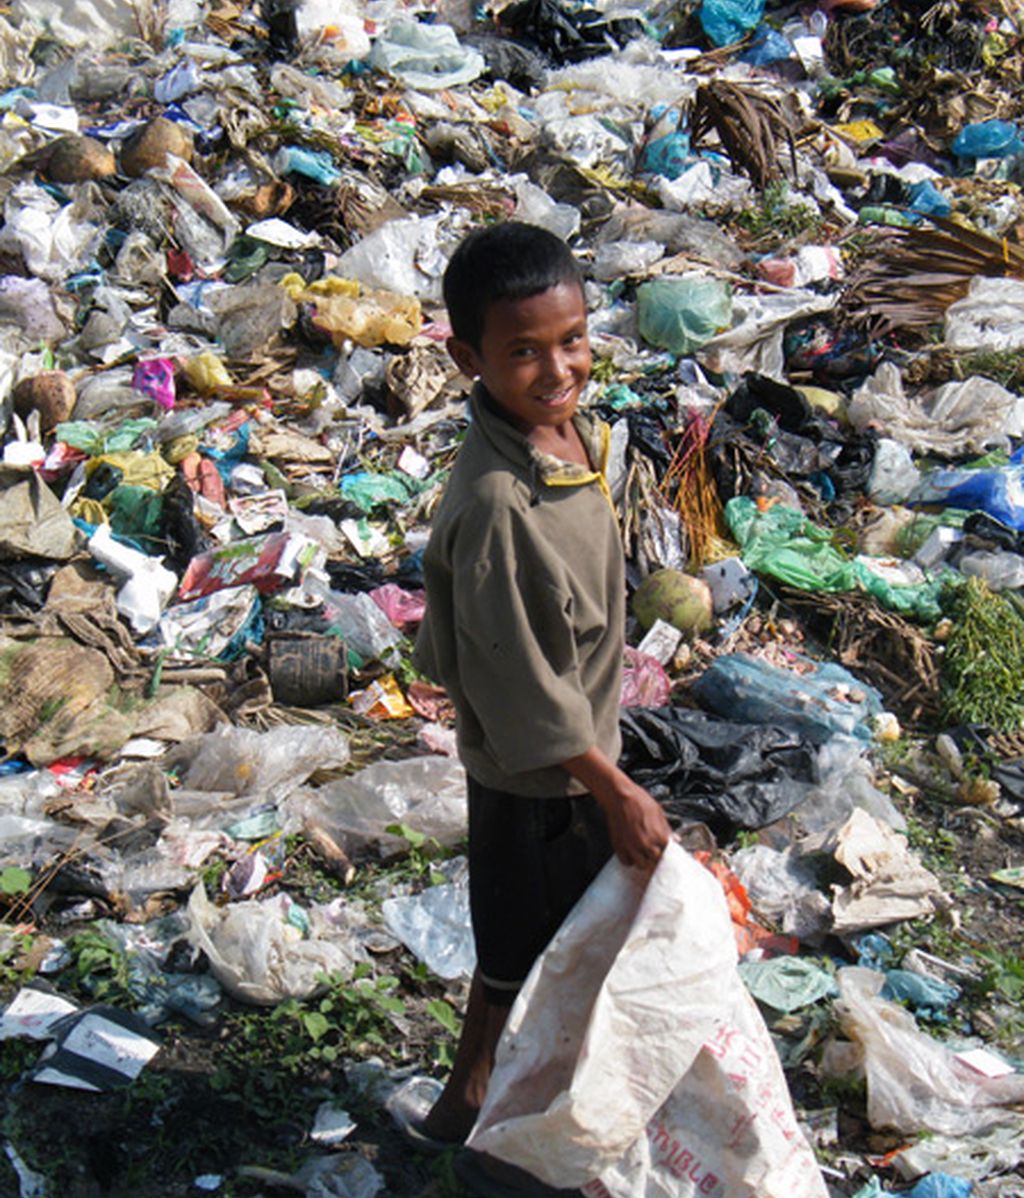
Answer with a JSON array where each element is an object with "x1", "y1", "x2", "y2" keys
[{"x1": 561, "y1": 746, "x2": 671, "y2": 871}]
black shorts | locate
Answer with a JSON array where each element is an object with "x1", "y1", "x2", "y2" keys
[{"x1": 467, "y1": 775, "x2": 612, "y2": 1006}]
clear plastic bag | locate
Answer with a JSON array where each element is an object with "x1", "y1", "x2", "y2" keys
[
  {"x1": 637, "y1": 275, "x2": 732, "y2": 355},
  {"x1": 381, "y1": 861, "x2": 475, "y2": 981},
  {"x1": 171, "y1": 725, "x2": 350, "y2": 798},
  {"x1": 832, "y1": 967, "x2": 1024, "y2": 1135},
  {"x1": 282, "y1": 756, "x2": 466, "y2": 857}
]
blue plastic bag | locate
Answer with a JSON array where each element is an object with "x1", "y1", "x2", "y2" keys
[
  {"x1": 952, "y1": 119, "x2": 1023, "y2": 160},
  {"x1": 908, "y1": 179, "x2": 951, "y2": 218},
  {"x1": 906, "y1": 1175, "x2": 973, "y2": 1198},
  {"x1": 692, "y1": 652, "x2": 883, "y2": 744},
  {"x1": 641, "y1": 132, "x2": 692, "y2": 180},
  {"x1": 700, "y1": 0, "x2": 765, "y2": 47},
  {"x1": 741, "y1": 25, "x2": 794, "y2": 65},
  {"x1": 912, "y1": 464, "x2": 1024, "y2": 529}
]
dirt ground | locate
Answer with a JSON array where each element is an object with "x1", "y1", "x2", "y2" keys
[{"x1": 0, "y1": 738, "x2": 1022, "y2": 1198}]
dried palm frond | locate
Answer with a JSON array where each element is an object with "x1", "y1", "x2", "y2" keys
[
  {"x1": 692, "y1": 80, "x2": 797, "y2": 190},
  {"x1": 774, "y1": 583, "x2": 940, "y2": 727},
  {"x1": 841, "y1": 214, "x2": 1024, "y2": 334}
]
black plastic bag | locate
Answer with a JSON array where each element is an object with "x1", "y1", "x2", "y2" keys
[{"x1": 619, "y1": 706, "x2": 819, "y2": 835}]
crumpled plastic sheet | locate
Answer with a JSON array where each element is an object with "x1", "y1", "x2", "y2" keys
[
  {"x1": 693, "y1": 652, "x2": 883, "y2": 745},
  {"x1": 187, "y1": 885, "x2": 361, "y2": 1006},
  {"x1": 381, "y1": 861, "x2": 475, "y2": 982},
  {"x1": 850, "y1": 361, "x2": 1024, "y2": 456},
  {"x1": 731, "y1": 843, "x2": 832, "y2": 944},
  {"x1": 169, "y1": 724, "x2": 350, "y2": 798},
  {"x1": 368, "y1": 20, "x2": 485, "y2": 92},
  {"x1": 700, "y1": 289, "x2": 835, "y2": 380},
  {"x1": 618, "y1": 705, "x2": 819, "y2": 833},
  {"x1": 945, "y1": 277, "x2": 1024, "y2": 352},
  {"x1": 738, "y1": 955, "x2": 838, "y2": 1014},
  {"x1": 832, "y1": 966, "x2": 1024, "y2": 1135},
  {"x1": 281, "y1": 756, "x2": 467, "y2": 857}
]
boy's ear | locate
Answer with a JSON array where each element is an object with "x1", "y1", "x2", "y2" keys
[{"x1": 446, "y1": 336, "x2": 480, "y2": 380}]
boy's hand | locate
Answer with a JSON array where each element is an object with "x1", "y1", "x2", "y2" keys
[{"x1": 561, "y1": 746, "x2": 671, "y2": 872}]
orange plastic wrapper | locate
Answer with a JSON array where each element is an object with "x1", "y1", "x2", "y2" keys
[
  {"x1": 349, "y1": 674, "x2": 415, "y2": 720},
  {"x1": 695, "y1": 852, "x2": 799, "y2": 959}
]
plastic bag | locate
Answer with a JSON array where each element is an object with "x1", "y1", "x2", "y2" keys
[
  {"x1": 737, "y1": 957, "x2": 837, "y2": 1014},
  {"x1": 620, "y1": 647, "x2": 672, "y2": 707},
  {"x1": 869, "y1": 439, "x2": 920, "y2": 505},
  {"x1": 693, "y1": 652, "x2": 882, "y2": 744},
  {"x1": 468, "y1": 843, "x2": 828, "y2": 1198},
  {"x1": 912, "y1": 462, "x2": 1024, "y2": 530},
  {"x1": 369, "y1": 21, "x2": 485, "y2": 91},
  {"x1": 592, "y1": 240, "x2": 663, "y2": 282},
  {"x1": 619, "y1": 705, "x2": 818, "y2": 831},
  {"x1": 850, "y1": 361, "x2": 1024, "y2": 454},
  {"x1": 730, "y1": 844, "x2": 832, "y2": 944},
  {"x1": 381, "y1": 865, "x2": 475, "y2": 981},
  {"x1": 173, "y1": 725, "x2": 350, "y2": 798},
  {"x1": 283, "y1": 756, "x2": 467, "y2": 857},
  {"x1": 952, "y1": 119, "x2": 1024, "y2": 159},
  {"x1": 335, "y1": 216, "x2": 447, "y2": 301},
  {"x1": 187, "y1": 886, "x2": 358, "y2": 1005},
  {"x1": 637, "y1": 276, "x2": 732, "y2": 355},
  {"x1": 832, "y1": 967, "x2": 1024, "y2": 1135},
  {"x1": 945, "y1": 278, "x2": 1024, "y2": 352},
  {"x1": 959, "y1": 550, "x2": 1024, "y2": 591},
  {"x1": 700, "y1": 0, "x2": 766, "y2": 48}
]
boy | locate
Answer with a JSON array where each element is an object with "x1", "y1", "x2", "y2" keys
[{"x1": 410, "y1": 222, "x2": 671, "y2": 1191}]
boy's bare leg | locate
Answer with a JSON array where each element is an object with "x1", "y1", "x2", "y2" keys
[{"x1": 421, "y1": 969, "x2": 510, "y2": 1142}]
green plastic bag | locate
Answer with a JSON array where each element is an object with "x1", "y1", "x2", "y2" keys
[
  {"x1": 726, "y1": 497, "x2": 944, "y2": 621},
  {"x1": 56, "y1": 418, "x2": 158, "y2": 456},
  {"x1": 637, "y1": 276, "x2": 732, "y2": 355}
]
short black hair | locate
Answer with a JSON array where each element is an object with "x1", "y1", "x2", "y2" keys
[{"x1": 443, "y1": 221, "x2": 584, "y2": 349}]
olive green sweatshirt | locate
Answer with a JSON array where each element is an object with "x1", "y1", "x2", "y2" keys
[{"x1": 413, "y1": 385, "x2": 625, "y2": 797}]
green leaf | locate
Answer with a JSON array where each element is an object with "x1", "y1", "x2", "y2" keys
[
  {"x1": 0, "y1": 867, "x2": 31, "y2": 895},
  {"x1": 385, "y1": 822, "x2": 426, "y2": 849},
  {"x1": 426, "y1": 999, "x2": 460, "y2": 1037},
  {"x1": 302, "y1": 1011, "x2": 330, "y2": 1042}
]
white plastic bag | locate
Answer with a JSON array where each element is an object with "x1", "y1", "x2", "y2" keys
[
  {"x1": 468, "y1": 843, "x2": 829, "y2": 1198},
  {"x1": 187, "y1": 886, "x2": 359, "y2": 1005},
  {"x1": 381, "y1": 862, "x2": 475, "y2": 981},
  {"x1": 833, "y1": 967, "x2": 1024, "y2": 1135}
]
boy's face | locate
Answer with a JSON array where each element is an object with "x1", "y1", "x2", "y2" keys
[{"x1": 447, "y1": 281, "x2": 591, "y2": 435}]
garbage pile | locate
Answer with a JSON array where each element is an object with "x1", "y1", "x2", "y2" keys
[{"x1": 1, "y1": 0, "x2": 1024, "y2": 1194}]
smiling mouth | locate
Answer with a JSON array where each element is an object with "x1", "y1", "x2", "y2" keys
[{"x1": 535, "y1": 387, "x2": 574, "y2": 407}]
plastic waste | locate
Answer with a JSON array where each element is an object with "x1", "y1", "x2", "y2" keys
[
  {"x1": 172, "y1": 724, "x2": 350, "y2": 798},
  {"x1": 912, "y1": 462, "x2": 1024, "y2": 530},
  {"x1": 880, "y1": 969, "x2": 960, "y2": 1020},
  {"x1": 88, "y1": 523, "x2": 177, "y2": 635},
  {"x1": 369, "y1": 21, "x2": 485, "y2": 92},
  {"x1": 792, "y1": 737, "x2": 906, "y2": 833},
  {"x1": 869, "y1": 439, "x2": 920, "y2": 505},
  {"x1": 694, "y1": 653, "x2": 882, "y2": 744},
  {"x1": 469, "y1": 844, "x2": 828, "y2": 1197},
  {"x1": 906, "y1": 1177, "x2": 973, "y2": 1198},
  {"x1": 273, "y1": 144, "x2": 342, "y2": 186},
  {"x1": 737, "y1": 957, "x2": 838, "y2": 1013},
  {"x1": 618, "y1": 705, "x2": 818, "y2": 832},
  {"x1": 592, "y1": 239, "x2": 663, "y2": 282},
  {"x1": 945, "y1": 278, "x2": 1024, "y2": 352},
  {"x1": 381, "y1": 865, "x2": 475, "y2": 981},
  {"x1": 620, "y1": 647, "x2": 672, "y2": 707},
  {"x1": 642, "y1": 132, "x2": 692, "y2": 181},
  {"x1": 959, "y1": 550, "x2": 1024, "y2": 591},
  {"x1": 637, "y1": 275, "x2": 732, "y2": 355},
  {"x1": 511, "y1": 177, "x2": 580, "y2": 241},
  {"x1": 700, "y1": 0, "x2": 767, "y2": 47},
  {"x1": 731, "y1": 844, "x2": 832, "y2": 943},
  {"x1": 187, "y1": 886, "x2": 359, "y2": 1006},
  {"x1": 831, "y1": 966, "x2": 1024, "y2": 1134},
  {"x1": 282, "y1": 756, "x2": 466, "y2": 857},
  {"x1": 953, "y1": 119, "x2": 1024, "y2": 159}
]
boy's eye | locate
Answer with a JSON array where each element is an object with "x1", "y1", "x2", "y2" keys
[{"x1": 512, "y1": 346, "x2": 536, "y2": 358}]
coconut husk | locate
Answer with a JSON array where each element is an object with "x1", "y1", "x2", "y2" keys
[{"x1": 120, "y1": 117, "x2": 194, "y2": 177}]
